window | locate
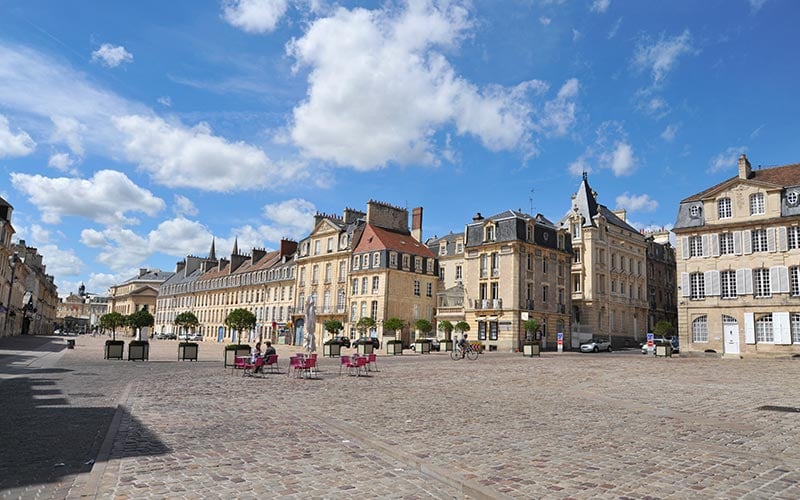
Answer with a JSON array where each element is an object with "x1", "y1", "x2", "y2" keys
[
  {"x1": 721, "y1": 270, "x2": 737, "y2": 298},
  {"x1": 542, "y1": 285, "x2": 548, "y2": 303},
  {"x1": 402, "y1": 254, "x2": 410, "y2": 269},
  {"x1": 337, "y1": 289, "x2": 345, "y2": 311},
  {"x1": 352, "y1": 278, "x2": 358, "y2": 295},
  {"x1": 720, "y1": 233, "x2": 735, "y2": 255},
  {"x1": 692, "y1": 315, "x2": 708, "y2": 342},
  {"x1": 572, "y1": 274, "x2": 581, "y2": 292},
  {"x1": 414, "y1": 280, "x2": 420, "y2": 296},
  {"x1": 373, "y1": 252, "x2": 380, "y2": 267},
  {"x1": 690, "y1": 205, "x2": 701, "y2": 217},
  {"x1": 542, "y1": 257, "x2": 548, "y2": 274},
  {"x1": 439, "y1": 243, "x2": 447, "y2": 256},
  {"x1": 455, "y1": 265, "x2": 462, "y2": 280},
  {"x1": 611, "y1": 253, "x2": 617, "y2": 269},
  {"x1": 371, "y1": 301, "x2": 378, "y2": 320},
  {"x1": 390, "y1": 252, "x2": 398, "y2": 267},
  {"x1": 426, "y1": 282, "x2": 433, "y2": 297},
  {"x1": 455, "y1": 242, "x2": 463, "y2": 253},
  {"x1": 571, "y1": 222, "x2": 581, "y2": 239},
  {"x1": 479, "y1": 283, "x2": 487, "y2": 300},
  {"x1": 611, "y1": 280, "x2": 616, "y2": 293},
  {"x1": 490, "y1": 282, "x2": 498, "y2": 300},
  {"x1": 299, "y1": 267, "x2": 306, "y2": 285},
  {"x1": 352, "y1": 256, "x2": 360, "y2": 270},
  {"x1": 792, "y1": 267, "x2": 800, "y2": 296},
  {"x1": 485, "y1": 225, "x2": 495, "y2": 241},
  {"x1": 312, "y1": 265, "x2": 319, "y2": 284},
  {"x1": 574, "y1": 249, "x2": 581, "y2": 263},
  {"x1": 362, "y1": 254, "x2": 369, "y2": 268},
  {"x1": 752, "y1": 229, "x2": 768, "y2": 252},
  {"x1": 360, "y1": 301, "x2": 367, "y2": 319},
  {"x1": 480, "y1": 254, "x2": 488, "y2": 278},
  {"x1": 327, "y1": 237, "x2": 333, "y2": 252},
  {"x1": 323, "y1": 291, "x2": 330, "y2": 312},
  {"x1": 361, "y1": 277, "x2": 368, "y2": 295},
  {"x1": 339, "y1": 262, "x2": 346, "y2": 281},
  {"x1": 689, "y1": 236, "x2": 703, "y2": 257},
  {"x1": 350, "y1": 303, "x2": 358, "y2": 321},
  {"x1": 491, "y1": 253, "x2": 499, "y2": 276},
  {"x1": 717, "y1": 198, "x2": 732, "y2": 219},
  {"x1": 314, "y1": 240, "x2": 320, "y2": 255},
  {"x1": 372, "y1": 276, "x2": 379, "y2": 293},
  {"x1": 325, "y1": 263, "x2": 332, "y2": 282},
  {"x1": 750, "y1": 193, "x2": 765, "y2": 215},
  {"x1": 754, "y1": 268, "x2": 771, "y2": 298},
  {"x1": 789, "y1": 227, "x2": 800, "y2": 250},
  {"x1": 690, "y1": 272, "x2": 705, "y2": 300},
  {"x1": 789, "y1": 191, "x2": 800, "y2": 206},
  {"x1": 792, "y1": 313, "x2": 800, "y2": 343},
  {"x1": 526, "y1": 225, "x2": 533, "y2": 241},
  {"x1": 755, "y1": 313, "x2": 774, "y2": 342}
]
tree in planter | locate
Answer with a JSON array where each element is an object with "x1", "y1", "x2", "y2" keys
[
  {"x1": 323, "y1": 319, "x2": 343, "y2": 342},
  {"x1": 454, "y1": 321, "x2": 471, "y2": 341},
  {"x1": 522, "y1": 319, "x2": 540, "y2": 343},
  {"x1": 174, "y1": 311, "x2": 200, "y2": 340},
  {"x1": 356, "y1": 317, "x2": 376, "y2": 338},
  {"x1": 653, "y1": 320, "x2": 675, "y2": 339},
  {"x1": 126, "y1": 308, "x2": 154, "y2": 341},
  {"x1": 99, "y1": 311, "x2": 126, "y2": 341},
  {"x1": 415, "y1": 319, "x2": 433, "y2": 340},
  {"x1": 383, "y1": 317, "x2": 404, "y2": 339},
  {"x1": 437, "y1": 320, "x2": 454, "y2": 340},
  {"x1": 225, "y1": 308, "x2": 256, "y2": 347}
]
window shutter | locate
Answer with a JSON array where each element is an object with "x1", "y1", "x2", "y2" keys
[
  {"x1": 778, "y1": 226, "x2": 788, "y2": 252},
  {"x1": 744, "y1": 312, "x2": 755, "y2": 344},
  {"x1": 767, "y1": 227, "x2": 776, "y2": 252},
  {"x1": 742, "y1": 230, "x2": 752, "y2": 254},
  {"x1": 711, "y1": 233, "x2": 720, "y2": 257},
  {"x1": 702, "y1": 234, "x2": 710, "y2": 257},
  {"x1": 681, "y1": 272, "x2": 690, "y2": 297},
  {"x1": 770, "y1": 267, "x2": 781, "y2": 294},
  {"x1": 704, "y1": 271, "x2": 714, "y2": 296},
  {"x1": 681, "y1": 237, "x2": 689, "y2": 259},
  {"x1": 773, "y1": 312, "x2": 791, "y2": 345},
  {"x1": 736, "y1": 268, "x2": 752, "y2": 295},
  {"x1": 733, "y1": 231, "x2": 743, "y2": 255},
  {"x1": 779, "y1": 266, "x2": 790, "y2": 293},
  {"x1": 711, "y1": 270, "x2": 721, "y2": 296}
]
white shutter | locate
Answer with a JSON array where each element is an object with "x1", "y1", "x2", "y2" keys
[
  {"x1": 704, "y1": 271, "x2": 714, "y2": 296},
  {"x1": 744, "y1": 312, "x2": 755, "y2": 344},
  {"x1": 770, "y1": 267, "x2": 781, "y2": 294},
  {"x1": 736, "y1": 268, "x2": 753, "y2": 295},
  {"x1": 711, "y1": 233, "x2": 720, "y2": 257},
  {"x1": 743, "y1": 230, "x2": 752, "y2": 254},
  {"x1": 779, "y1": 266, "x2": 790, "y2": 293},
  {"x1": 711, "y1": 270, "x2": 721, "y2": 296},
  {"x1": 681, "y1": 237, "x2": 689, "y2": 259},
  {"x1": 681, "y1": 272, "x2": 690, "y2": 297},
  {"x1": 767, "y1": 227, "x2": 777, "y2": 252},
  {"x1": 702, "y1": 234, "x2": 710, "y2": 257},
  {"x1": 773, "y1": 312, "x2": 791, "y2": 345},
  {"x1": 733, "y1": 231, "x2": 743, "y2": 255},
  {"x1": 778, "y1": 226, "x2": 788, "y2": 252}
]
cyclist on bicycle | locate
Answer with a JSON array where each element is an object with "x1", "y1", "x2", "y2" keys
[{"x1": 458, "y1": 334, "x2": 469, "y2": 359}]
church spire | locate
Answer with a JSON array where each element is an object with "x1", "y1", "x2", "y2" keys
[
  {"x1": 232, "y1": 236, "x2": 239, "y2": 256},
  {"x1": 209, "y1": 237, "x2": 216, "y2": 260}
]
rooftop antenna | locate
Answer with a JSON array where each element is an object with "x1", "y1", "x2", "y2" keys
[{"x1": 529, "y1": 189, "x2": 535, "y2": 214}]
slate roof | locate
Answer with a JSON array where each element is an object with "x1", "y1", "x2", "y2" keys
[
  {"x1": 681, "y1": 162, "x2": 800, "y2": 202},
  {"x1": 558, "y1": 173, "x2": 638, "y2": 233}
]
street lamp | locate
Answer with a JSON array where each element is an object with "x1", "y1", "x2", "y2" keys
[{"x1": 4, "y1": 252, "x2": 20, "y2": 337}]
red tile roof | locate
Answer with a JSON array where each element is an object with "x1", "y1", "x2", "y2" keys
[{"x1": 353, "y1": 224, "x2": 435, "y2": 258}]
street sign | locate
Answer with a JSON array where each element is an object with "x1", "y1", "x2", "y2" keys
[
  {"x1": 646, "y1": 332, "x2": 654, "y2": 347},
  {"x1": 557, "y1": 332, "x2": 563, "y2": 353}
]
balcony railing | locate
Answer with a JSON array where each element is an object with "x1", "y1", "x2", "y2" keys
[{"x1": 474, "y1": 298, "x2": 503, "y2": 310}]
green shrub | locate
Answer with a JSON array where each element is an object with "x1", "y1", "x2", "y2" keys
[
  {"x1": 129, "y1": 340, "x2": 149, "y2": 346},
  {"x1": 225, "y1": 343, "x2": 251, "y2": 350},
  {"x1": 179, "y1": 341, "x2": 198, "y2": 347},
  {"x1": 105, "y1": 340, "x2": 124, "y2": 346}
]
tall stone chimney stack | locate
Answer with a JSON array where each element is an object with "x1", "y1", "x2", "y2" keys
[
  {"x1": 411, "y1": 207, "x2": 423, "y2": 242},
  {"x1": 738, "y1": 153, "x2": 752, "y2": 179}
]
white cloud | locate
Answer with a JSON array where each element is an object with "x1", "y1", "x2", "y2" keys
[
  {"x1": 173, "y1": 195, "x2": 199, "y2": 217},
  {"x1": 607, "y1": 17, "x2": 622, "y2": 39},
  {"x1": 50, "y1": 116, "x2": 87, "y2": 156},
  {"x1": 113, "y1": 114, "x2": 306, "y2": 191},
  {"x1": 572, "y1": 28, "x2": 582, "y2": 42},
  {"x1": 602, "y1": 142, "x2": 636, "y2": 176},
  {"x1": 157, "y1": 96, "x2": 172, "y2": 107},
  {"x1": 708, "y1": 146, "x2": 746, "y2": 174},
  {"x1": 86, "y1": 272, "x2": 131, "y2": 296},
  {"x1": 569, "y1": 121, "x2": 636, "y2": 177},
  {"x1": 661, "y1": 123, "x2": 678, "y2": 142},
  {"x1": 0, "y1": 114, "x2": 36, "y2": 157},
  {"x1": 568, "y1": 155, "x2": 591, "y2": 177},
  {"x1": 287, "y1": 2, "x2": 557, "y2": 169},
  {"x1": 37, "y1": 244, "x2": 84, "y2": 278},
  {"x1": 633, "y1": 29, "x2": 694, "y2": 84},
  {"x1": 538, "y1": 78, "x2": 580, "y2": 137},
  {"x1": 91, "y1": 44, "x2": 134, "y2": 68},
  {"x1": 80, "y1": 228, "x2": 108, "y2": 247},
  {"x1": 262, "y1": 198, "x2": 316, "y2": 236},
  {"x1": 222, "y1": 0, "x2": 289, "y2": 33},
  {"x1": 48, "y1": 152, "x2": 76, "y2": 172},
  {"x1": 539, "y1": 16, "x2": 551, "y2": 25},
  {"x1": 10, "y1": 169, "x2": 165, "y2": 225},
  {"x1": 615, "y1": 192, "x2": 658, "y2": 213},
  {"x1": 93, "y1": 227, "x2": 150, "y2": 271},
  {"x1": 749, "y1": 0, "x2": 768, "y2": 12},
  {"x1": 591, "y1": 0, "x2": 611, "y2": 13},
  {"x1": 147, "y1": 218, "x2": 215, "y2": 257}
]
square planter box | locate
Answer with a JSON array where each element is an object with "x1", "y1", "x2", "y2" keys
[
  {"x1": 104, "y1": 341, "x2": 124, "y2": 360},
  {"x1": 128, "y1": 341, "x2": 150, "y2": 361},
  {"x1": 323, "y1": 342, "x2": 342, "y2": 357},
  {"x1": 225, "y1": 347, "x2": 252, "y2": 367},
  {"x1": 179, "y1": 343, "x2": 199, "y2": 361},
  {"x1": 414, "y1": 341, "x2": 431, "y2": 354},
  {"x1": 357, "y1": 343, "x2": 374, "y2": 355},
  {"x1": 523, "y1": 343, "x2": 540, "y2": 357},
  {"x1": 440, "y1": 340, "x2": 453, "y2": 352},
  {"x1": 386, "y1": 342, "x2": 403, "y2": 355}
]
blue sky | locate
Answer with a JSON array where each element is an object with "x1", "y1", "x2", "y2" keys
[{"x1": 0, "y1": 0, "x2": 797, "y2": 297}]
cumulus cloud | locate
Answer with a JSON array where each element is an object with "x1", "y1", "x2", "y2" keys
[
  {"x1": 287, "y1": 2, "x2": 570, "y2": 169},
  {"x1": 80, "y1": 228, "x2": 108, "y2": 247},
  {"x1": 0, "y1": 114, "x2": 36, "y2": 157},
  {"x1": 602, "y1": 142, "x2": 636, "y2": 176},
  {"x1": 708, "y1": 146, "x2": 746, "y2": 174},
  {"x1": 10, "y1": 169, "x2": 165, "y2": 225},
  {"x1": 538, "y1": 78, "x2": 580, "y2": 137},
  {"x1": 633, "y1": 29, "x2": 695, "y2": 84},
  {"x1": 616, "y1": 192, "x2": 658, "y2": 213},
  {"x1": 568, "y1": 121, "x2": 636, "y2": 177},
  {"x1": 47, "y1": 152, "x2": 74, "y2": 171},
  {"x1": 661, "y1": 123, "x2": 678, "y2": 142},
  {"x1": 91, "y1": 44, "x2": 134, "y2": 68},
  {"x1": 749, "y1": 0, "x2": 768, "y2": 12},
  {"x1": 591, "y1": 0, "x2": 611, "y2": 13},
  {"x1": 222, "y1": 0, "x2": 289, "y2": 33},
  {"x1": 539, "y1": 16, "x2": 551, "y2": 25},
  {"x1": 173, "y1": 195, "x2": 199, "y2": 217},
  {"x1": 37, "y1": 244, "x2": 84, "y2": 278},
  {"x1": 157, "y1": 96, "x2": 172, "y2": 107},
  {"x1": 113, "y1": 114, "x2": 306, "y2": 191}
]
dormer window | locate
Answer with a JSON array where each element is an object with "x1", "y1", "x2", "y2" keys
[
  {"x1": 788, "y1": 190, "x2": 800, "y2": 207},
  {"x1": 439, "y1": 243, "x2": 447, "y2": 256},
  {"x1": 485, "y1": 225, "x2": 496, "y2": 242},
  {"x1": 689, "y1": 204, "x2": 701, "y2": 218}
]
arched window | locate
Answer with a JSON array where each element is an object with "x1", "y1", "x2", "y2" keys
[
  {"x1": 755, "y1": 313, "x2": 773, "y2": 343},
  {"x1": 692, "y1": 315, "x2": 708, "y2": 342}
]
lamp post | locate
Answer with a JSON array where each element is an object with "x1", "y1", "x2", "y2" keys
[{"x1": 4, "y1": 252, "x2": 20, "y2": 337}]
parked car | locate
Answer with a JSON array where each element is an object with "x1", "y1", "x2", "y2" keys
[
  {"x1": 352, "y1": 336, "x2": 380, "y2": 349},
  {"x1": 155, "y1": 332, "x2": 177, "y2": 340},
  {"x1": 189, "y1": 332, "x2": 203, "y2": 341},
  {"x1": 642, "y1": 337, "x2": 678, "y2": 354},
  {"x1": 330, "y1": 336, "x2": 351, "y2": 348},
  {"x1": 580, "y1": 338, "x2": 612, "y2": 353},
  {"x1": 410, "y1": 337, "x2": 441, "y2": 351}
]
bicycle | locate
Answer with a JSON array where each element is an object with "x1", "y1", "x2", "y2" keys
[{"x1": 450, "y1": 343, "x2": 480, "y2": 361}]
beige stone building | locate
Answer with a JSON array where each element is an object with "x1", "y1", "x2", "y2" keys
[
  {"x1": 673, "y1": 155, "x2": 800, "y2": 357},
  {"x1": 108, "y1": 268, "x2": 173, "y2": 336},
  {"x1": 427, "y1": 232, "x2": 466, "y2": 333},
  {"x1": 456, "y1": 210, "x2": 572, "y2": 352},
  {"x1": 559, "y1": 174, "x2": 649, "y2": 348}
]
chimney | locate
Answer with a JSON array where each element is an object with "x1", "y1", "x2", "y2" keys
[
  {"x1": 175, "y1": 260, "x2": 186, "y2": 275},
  {"x1": 280, "y1": 239, "x2": 298, "y2": 257},
  {"x1": 139, "y1": 268, "x2": 148, "y2": 277},
  {"x1": 411, "y1": 207, "x2": 423, "y2": 242},
  {"x1": 472, "y1": 212, "x2": 484, "y2": 222},
  {"x1": 738, "y1": 154, "x2": 752, "y2": 179},
  {"x1": 612, "y1": 209, "x2": 627, "y2": 222},
  {"x1": 252, "y1": 248, "x2": 266, "y2": 263}
]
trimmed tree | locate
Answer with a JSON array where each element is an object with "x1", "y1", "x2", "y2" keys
[
  {"x1": 454, "y1": 321, "x2": 471, "y2": 338},
  {"x1": 127, "y1": 308, "x2": 154, "y2": 341},
  {"x1": 383, "y1": 317, "x2": 404, "y2": 338},
  {"x1": 356, "y1": 316, "x2": 376, "y2": 337},
  {"x1": 437, "y1": 320, "x2": 454, "y2": 340},
  {"x1": 653, "y1": 320, "x2": 675, "y2": 339},
  {"x1": 99, "y1": 311, "x2": 126, "y2": 341},
  {"x1": 415, "y1": 319, "x2": 433, "y2": 338},
  {"x1": 174, "y1": 311, "x2": 200, "y2": 340},
  {"x1": 523, "y1": 319, "x2": 540, "y2": 342},
  {"x1": 323, "y1": 319, "x2": 343, "y2": 342},
  {"x1": 225, "y1": 308, "x2": 257, "y2": 347}
]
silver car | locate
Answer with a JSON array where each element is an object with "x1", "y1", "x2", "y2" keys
[{"x1": 580, "y1": 338, "x2": 612, "y2": 353}]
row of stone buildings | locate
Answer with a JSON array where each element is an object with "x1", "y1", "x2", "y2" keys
[{"x1": 0, "y1": 197, "x2": 59, "y2": 338}]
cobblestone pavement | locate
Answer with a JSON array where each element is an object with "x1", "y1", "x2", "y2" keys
[{"x1": 2, "y1": 335, "x2": 800, "y2": 499}]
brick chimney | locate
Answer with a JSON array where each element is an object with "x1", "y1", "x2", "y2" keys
[
  {"x1": 738, "y1": 154, "x2": 752, "y2": 179},
  {"x1": 280, "y1": 239, "x2": 298, "y2": 257},
  {"x1": 411, "y1": 207, "x2": 423, "y2": 242}
]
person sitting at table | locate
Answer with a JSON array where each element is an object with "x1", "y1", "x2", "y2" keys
[
  {"x1": 255, "y1": 341, "x2": 275, "y2": 374},
  {"x1": 251, "y1": 342, "x2": 262, "y2": 363}
]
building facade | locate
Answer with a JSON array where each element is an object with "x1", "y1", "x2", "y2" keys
[
  {"x1": 674, "y1": 154, "x2": 800, "y2": 357},
  {"x1": 108, "y1": 268, "x2": 173, "y2": 336},
  {"x1": 644, "y1": 229, "x2": 678, "y2": 332},
  {"x1": 559, "y1": 174, "x2": 649, "y2": 348}
]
